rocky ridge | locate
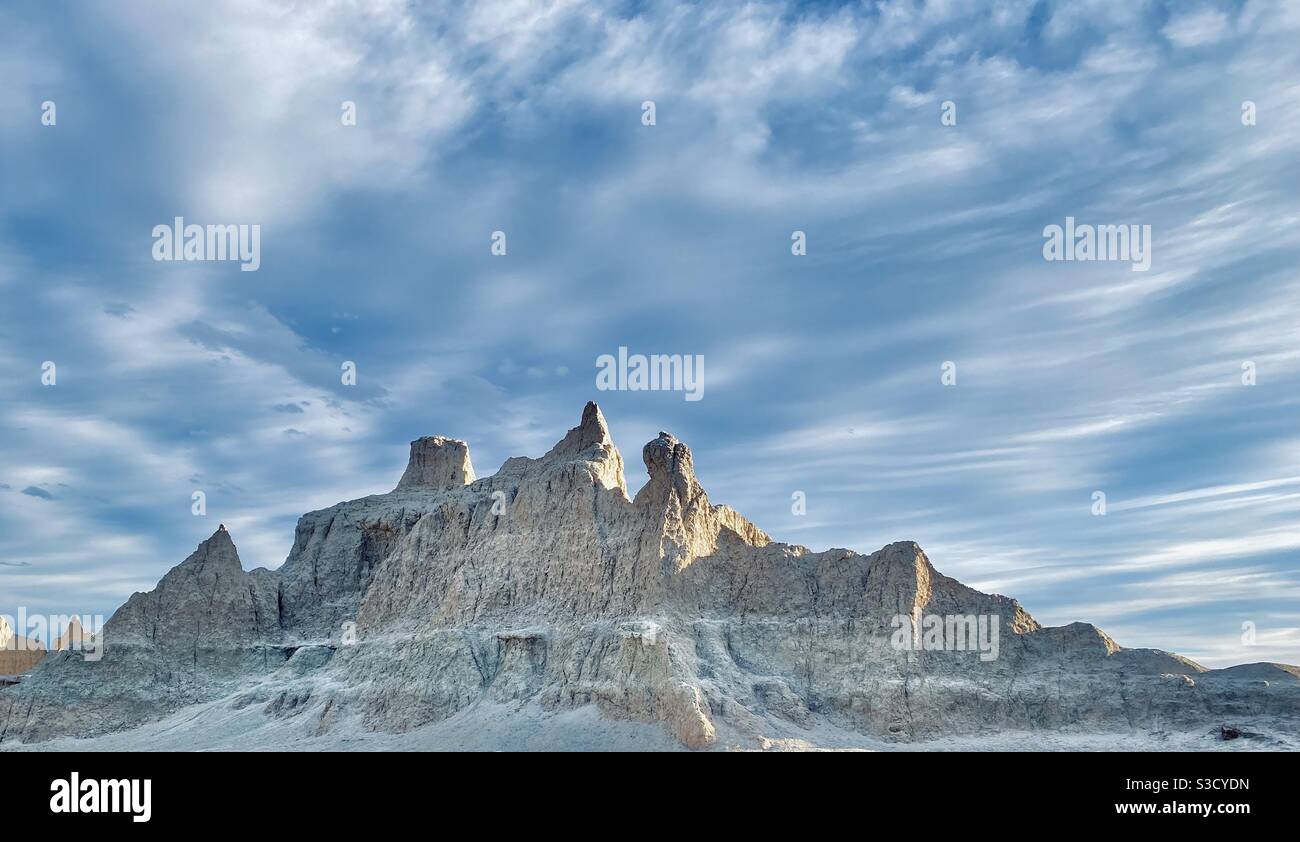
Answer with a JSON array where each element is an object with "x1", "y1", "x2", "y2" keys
[{"x1": 1, "y1": 402, "x2": 1296, "y2": 749}]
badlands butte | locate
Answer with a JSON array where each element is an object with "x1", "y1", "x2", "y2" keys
[{"x1": 2, "y1": 402, "x2": 1297, "y2": 751}]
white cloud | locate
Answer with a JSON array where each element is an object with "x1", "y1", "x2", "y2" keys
[{"x1": 1162, "y1": 7, "x2": 1231, "y2": 48}]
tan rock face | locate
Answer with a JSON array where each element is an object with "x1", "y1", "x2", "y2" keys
[
  {"x1": 54, "y1": 617, "x2": 84, "y2": 652},
  {"x1": 2, "y1": 403, "x2": 1297, "y2": 748},
  {"x1": 0, "y1": 650, "x2": 45, "y2": 678},
  {"x1": 0, "y1": 617, "x2": 47, "y2": 677},
  {"x1": 542, "y1": 401, "x2": 627, "y2": 495},
  {"x1": 396, "y1": 436, "x2": 475, "y2": 491}
]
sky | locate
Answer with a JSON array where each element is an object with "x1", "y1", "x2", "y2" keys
[{"x1": 1, "y1": 0, "x2": 1298, "y2": 668}]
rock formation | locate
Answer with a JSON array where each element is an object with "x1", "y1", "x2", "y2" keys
[
  {"x1": 395, "y1": 436, "x2": 475, "y2": 491},
  {"x1": 53, "y1": 617, "x2": 84, "y2": 652},
  {"x1": 0, "y1": 617, "x2": 45, "y2": 678},
  {"x1": 1, "y1": 402, "x2": 1297, "y2": 748}
]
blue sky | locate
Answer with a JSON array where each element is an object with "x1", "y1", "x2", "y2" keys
[{"x1": 2, "y1": 0, "x2": 1299, "y2": 667}]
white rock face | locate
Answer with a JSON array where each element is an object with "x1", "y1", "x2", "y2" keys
[{"x1": 2, "y1": 402, "x2": 1297, "y2": 749}]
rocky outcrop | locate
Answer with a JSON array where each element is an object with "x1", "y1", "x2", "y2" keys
[
  {"x1": 0, "y1": 617, "x2": 45, "y2": 678},
  {"x1": 396, "y1": 436, "x2": 475, "y2": 491},
  {"x1": 2, "y1": 403, "x2": 1297, "y2": 749},
  {"x1": 0, "y1": 526, "x2": 286, "y2": 743},
  {"x1": 108, "y1": 525, "x2": 283, "y2": 655},
  {"x1": 53, "y1": 617, "x2": 85, "y2": 652}
]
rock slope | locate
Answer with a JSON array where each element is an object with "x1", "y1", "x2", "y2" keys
[{"x1": 2, "y1": 402, "x2": 1297, "y2": 749}]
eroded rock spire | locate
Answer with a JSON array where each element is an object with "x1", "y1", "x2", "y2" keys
[
  {"x1": 547, "y1": 401, "x2": 613, "y2": 456},
  {"x1": 640, "y1": 432, "x2": 702, "y2": 505},
  {"x1": 542, "y1": 401, "x2": 626, "y2": 493},
  {"x1": 634, "y1": 431, "x2": 719, "y2": 573},
  {"x1": 396, "y1": 436, "x2": 475, "y2": 491}
]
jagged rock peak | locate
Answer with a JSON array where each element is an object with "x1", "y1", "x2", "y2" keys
[
  {"x1": 190, "y1": 525, "x2": 242, "y2": 571},
  {"x1": 641, "y1": 431, "x2": 702, "y2": 503},
  {"x1": 543, "y1": 401, "x2": 626, "y2": 493},
  {"x1": 635, "y1": 430, "x2": 719, "y2": 572},
  {"x1": 205, "y1": 523, "x2": 235, "y2": 550},
  {"x1": 396, "y1": 435, "x2": 475, "y2": 491},
  {"x1": 55, "y1": 616, "x2": 84, "y2": 651},
  {"x1": 546, "y1": 401, "x2": 614, "y2": 457}
]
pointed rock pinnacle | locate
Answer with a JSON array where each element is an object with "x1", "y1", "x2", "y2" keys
[
  {"x1": 542, "y1": 401, "x2": 626, "y2": 493},
  {"x1": 547, "y1": 401, "x2": 614, "y2": 457}
]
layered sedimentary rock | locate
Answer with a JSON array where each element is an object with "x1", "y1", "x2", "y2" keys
[{"x1": 2, "y1": 402, "x2": 1297, "y2": 748}]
